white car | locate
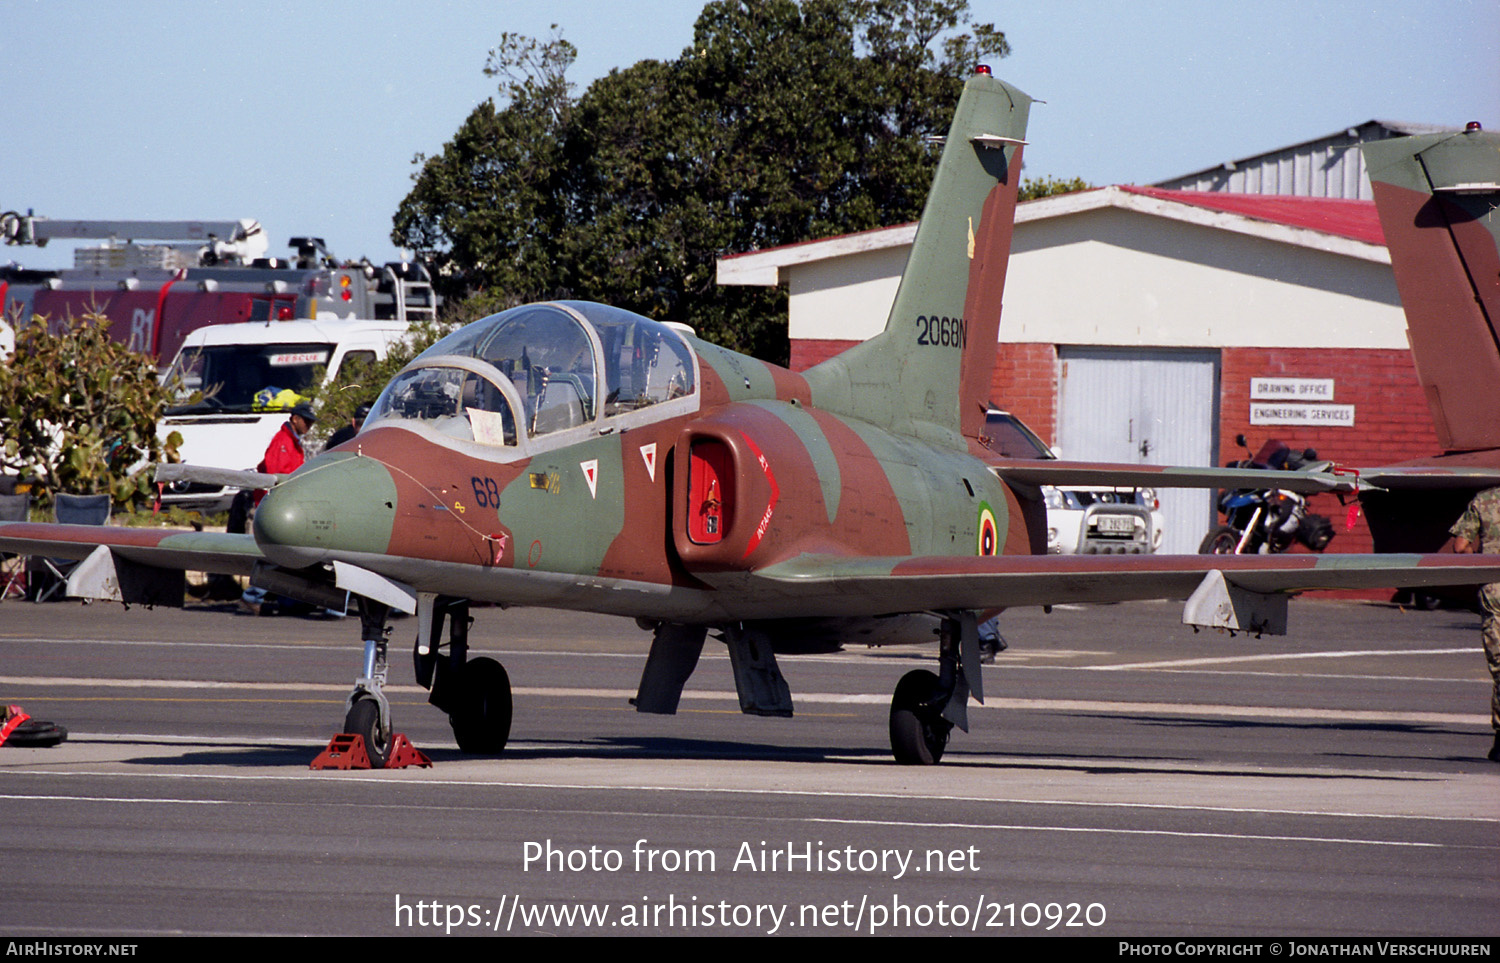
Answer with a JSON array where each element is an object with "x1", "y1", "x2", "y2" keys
[{"x1": 983, "y1": 408, "x2": 1164, "y2": 555}]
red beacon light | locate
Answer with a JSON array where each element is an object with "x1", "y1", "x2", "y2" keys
[
  {"x1": 974, "y1": 64, "x2": 992, "y2": 76},
  {"x1": 1465, "y1": 121, "x2": 1483, "y2": 133}
]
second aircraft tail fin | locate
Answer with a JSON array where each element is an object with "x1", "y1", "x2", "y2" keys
[{"x1": 1362, "y1": 127, "x2": 1500, "y2": 452}]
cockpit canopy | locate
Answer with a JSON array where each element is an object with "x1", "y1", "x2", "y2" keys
[{"x1": 367, "y1": 302, "x2": 697, "y2": 449}]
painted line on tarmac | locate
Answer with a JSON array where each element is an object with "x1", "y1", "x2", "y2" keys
[
  {"x1": 800, "y1": 815, "x2": 1448, "y2": 849},
  {"x1": 1093, "y1": 648, "x2": 1479, "y2": 671},
  {"x1": 0, "y1": 636, "x2": 349, "y2": 650},
  {"x1": 9, "y1": 635, "x2": 1483, "y2": 675},
  {"x1": 0, "y1": 637, "x2": 838, "y2": 663},
  {"x1": 0, "y1": 675, "x2": 428, "y2": 693},
  {"x1": 0, "y1": 792, "x2": 235, "y2": 805},
  {"x1": 0, "y1": 675, "x2": 1486, "y2": 726},
  {"x1": 8, "y1": 766, "x2": 1496, "y2": 825},
  {"x1": 0, "y1": 786, "x2": 1480, "y2": 849}
]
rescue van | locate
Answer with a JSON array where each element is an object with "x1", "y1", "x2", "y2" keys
[{"x1": 158, "y1": 318, "x2": 412, "y2": 510}]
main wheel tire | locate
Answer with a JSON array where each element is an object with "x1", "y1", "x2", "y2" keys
[
  {"x1": 889, "y1": 669, "x2": 952, "y2": 765},
  {"x1": 344, "y1": 697, "x2": 391, "y2": 768},
  {"x1": 1198, "y1": 526, "x2": 1241, "y2": 554},
  {"x1": 450, "y1": 656, "x2": 512, "y2": 755},
  {"x1": 5, "y1": 720, "x2": 68, "y2": 748}
]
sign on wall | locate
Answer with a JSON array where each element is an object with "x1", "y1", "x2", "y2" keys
[
  {"x1": 1250, "y1": 378, "x2": 1334, "y2": 400},
  {"x1": 1250, "y1": 403, "x2": 1355, "y2": 426},
  {"x1": 1249, "y1": 377, "x2": 1353, "y2": 426}
]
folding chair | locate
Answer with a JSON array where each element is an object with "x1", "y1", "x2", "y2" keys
[
  {"x1": 0, "y1": 493, "x2": 29, "y2": 601},
  {"x1": 33, "y1": 493, "x2": 111, "y2": 602}
]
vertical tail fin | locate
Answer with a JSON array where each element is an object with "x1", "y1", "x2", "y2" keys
[
  {"x1": 805, "y1": 69, "x2": 1033, "y2": 446},
  {"x1": 1362, "y1": 128, "x2": 1500, "y2": 452}
]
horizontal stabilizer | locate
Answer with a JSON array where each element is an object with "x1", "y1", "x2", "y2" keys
[
  {"x1": 989, "y1": 460, "x2": 1365, "y2": 494},
  {"x1": 1350, "y1": 465, "x2": 1500, "y2": 490}
]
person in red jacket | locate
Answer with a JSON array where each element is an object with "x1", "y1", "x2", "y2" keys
[
  {"x1": 240, "y1": 404, "x2": 317, "y2": 614},
  {"x1": 254, "y1": 403, "x2": 316, "y2": 502}
]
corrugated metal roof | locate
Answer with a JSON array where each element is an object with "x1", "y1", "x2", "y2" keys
[
  {"x1": 1152, "y1": 120, "x2": 1461, "y2": 200},
  {"x1": 1116, "y1": 186, "x2": 1385, "y2": 245}
]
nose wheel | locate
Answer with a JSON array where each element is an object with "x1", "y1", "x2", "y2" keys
[{"x1": 343, "y1": 695, "x2": 392, "y2": 768}]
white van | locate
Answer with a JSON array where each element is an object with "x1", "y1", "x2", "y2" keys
[{"x1": 158, "y1": 318, "x2": 410, "y2": 511}]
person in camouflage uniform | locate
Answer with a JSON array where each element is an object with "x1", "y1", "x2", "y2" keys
[{"x1": 1450, "y1": 487, "x2": 1500, "y2": 762}]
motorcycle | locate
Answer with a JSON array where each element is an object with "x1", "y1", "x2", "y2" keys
[{"x1": 1199, "y1": 435, "x2": 1337, "y2": 555}]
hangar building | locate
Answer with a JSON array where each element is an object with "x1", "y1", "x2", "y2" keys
[{"x1": 717, "y1": 122, "x2": 1454, "y2": 554}]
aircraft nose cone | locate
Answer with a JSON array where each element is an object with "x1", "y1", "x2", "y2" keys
[
  {"x1": 252, "y1": 453, "x2": 398, "y2": 569},
  {"x1": 253, "y1": 487, "x2": 330, "y2": 568}
]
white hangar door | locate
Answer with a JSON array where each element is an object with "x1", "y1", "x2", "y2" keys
[{"x1": 1056, "y1": 348, "x2": 1220, "y2": 555}]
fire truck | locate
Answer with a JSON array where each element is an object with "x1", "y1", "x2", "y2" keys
[{"x1": 0, "y1": 210, "x2": 437, "y2": 363}]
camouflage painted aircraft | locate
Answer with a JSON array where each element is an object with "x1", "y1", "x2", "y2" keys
[
  {"x1": 1356, "y1": 124, "x2": 1500, "y2": 553},
  {"x1": 5, "y1": 69, "x2": 1500, "y2": 766}
]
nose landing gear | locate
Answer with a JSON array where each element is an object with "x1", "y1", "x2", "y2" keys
[{"x1": 313, "y1": 596, "x2": 431, "y2": 770}]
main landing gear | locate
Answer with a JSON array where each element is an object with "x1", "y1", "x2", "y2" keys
[
  {"x1": 890, "y1": 669, "x2": 952, "y2": 764},
  {"x1": 413, "y1": 595, "x2": 513, "y2": 756},
  {"x1": 888, "y1": 613, "x2": 981, "y2": 765}
]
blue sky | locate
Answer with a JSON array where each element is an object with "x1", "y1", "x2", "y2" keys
[{"x1": 5, "y1": 0, "x2": 1496, "y2": 270}]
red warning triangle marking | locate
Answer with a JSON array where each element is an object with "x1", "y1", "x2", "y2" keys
[
  {"x1": 640, "y1": 443, "x2": 657, "y2": 482},
  {"x1": 581, "y1": 459, "x2": 599, "y2": 498}
]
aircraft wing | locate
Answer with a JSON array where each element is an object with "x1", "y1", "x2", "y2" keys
[
  {"x1": 0, "y1": 522, "x2": 262, "y2": 575},
  {"x1": 0, "y1": 522, "x2": 416, "y2": 614},
  {"x1": 988, "y1": 460, "x2": 1365, "y2": 493},
  {"x1": 750, "y1": 551, "x2": 1500, "y2": 626}
]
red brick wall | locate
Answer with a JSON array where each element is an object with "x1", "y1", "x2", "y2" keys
[
  {"x1": 1218, "y1": 346, "x2": 1440, "y2": 557},
  {"x1": 990, "y1": 343, "x2": 1058, "y2": 444},
  {"x1": 789, "y1": 339, "x2": 861, "y2": 371}
]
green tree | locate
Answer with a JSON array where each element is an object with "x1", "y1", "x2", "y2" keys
[
  {"x1": 393, "y1": 0, "x2": 1010, "y2": 363},
  {"x1": 395, "y1": 28, "x2": 578, "y2": 320},
  {"x1": 1019, "y1": 175, "x2": 1093, "y2": 201},
  {"x1": 0, "y1": 314, "x2": 183, "y2": 510}
]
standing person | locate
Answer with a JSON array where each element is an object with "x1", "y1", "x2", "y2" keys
[
  {"x1": 257, "y1": 403, "x2": 317, "y2": 493},
  {"x1": 326, "y1": 402, "x2": 370, "y2": 450},
  {"x1": 240, "y1": 403, "x2": 317, "y2": 615},
  {"x1": 1450, "y1": 487, "x2": 1500, "y2": 763}
]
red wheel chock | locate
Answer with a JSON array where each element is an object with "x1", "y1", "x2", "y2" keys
[
  {"x1": 0, "y1": 706, "x2": 32, "y2": 748},
  {"x1": 310, "y1": 732, "x2": 432, "y2": 770}
]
